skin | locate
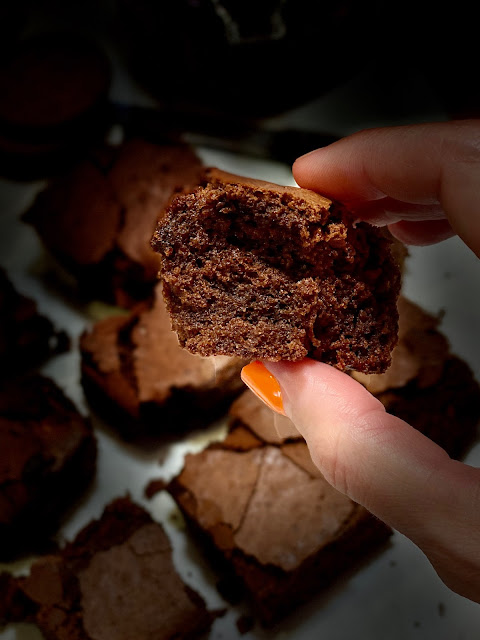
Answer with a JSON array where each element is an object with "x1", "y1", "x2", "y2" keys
[{"x1": 265, "y1": 119, "x2": 480, "y2": 603}]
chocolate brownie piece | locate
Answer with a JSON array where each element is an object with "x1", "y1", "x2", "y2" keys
[
  {"x1": 0, "y1": 267, "x2": 68, "y2": 375},
  {"x1": 167, "y1": 432, "x2": 392, "y2": 626},
  {"x1": 151, "y1": 168, "x2": 401, "y2": 373},
  {"x1": 0, "y1": 497, "x2": 218, "y2": 639},
  {"x1": 80, "y1": 283, "x2": 245, "y2": 439},
  {"x1": 0, "y1": 375, "x2": 96, "y2": 560},
  {"x1": 23, "y1": 138, "x2": 204, "y2": 307}
]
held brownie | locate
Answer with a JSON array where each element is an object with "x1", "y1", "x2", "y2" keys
[
  {"x1": 0, "y1": 375, "x2": 96, "y2": 560},
  {"x1": 0, "y1": 497, "x2": 218, "y2": 639},
  {"x1": 23, "y1": 138, "x2": 204, "y2": 307},
  {"x1": 80, "y1": 283, "x2": 245, "y2": 439},
  {"x1": 151, "y1": 168, "x2": 401, "y2": 373}
]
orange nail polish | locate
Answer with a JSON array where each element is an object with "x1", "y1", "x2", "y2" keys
[{"x1": 241, "y1": 361, "x2": 285, "y2": 415}]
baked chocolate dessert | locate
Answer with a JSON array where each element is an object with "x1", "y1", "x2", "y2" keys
[
  {"x1": 23, "y1": 138, "x2": 204, "y2": 307},
  {"x1": 0, "y1": 497, "x2": 218, "y2": 639},
  {"x1": 151, "y1": 168, "x2": 401, "y2": 373},
  {"x1": 0, "y1": 267, "x2": 68, "y2": 375},
  {"x1": 80, "y1": 283, "x2": 245, "y2": 439},
  {"x1": 0, "y1": 375, "x2": 96, "y2": 560},
  {"x1": 166, "y1": 428, "x2": 392, "y2": 626}
]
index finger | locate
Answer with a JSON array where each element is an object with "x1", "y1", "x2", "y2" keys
[{"x1": 293, "y1": 120, "x2": 480, "y2": 256}]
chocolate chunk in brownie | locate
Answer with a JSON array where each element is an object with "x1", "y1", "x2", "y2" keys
[
  {"x1": 0, "y1": 497, "x2": 218, "y2": 639},
  {"x1": 80, "y1": 283, "x2": 245, "y2": 439},
  {"x1": 0, "y1": 267, "x2": 69, "y2": 375},
  {"x1": 23, "y1": 138, "x2": 204, "y2": 307},
  {"x1": 167, "y1": 433, "x2": 392, "y2": 626},
  {"x1": 151, "y1": 168, "x2": 401, "y2": 373},
  {"x1": 0, "y1": 375, "x2": 96, "y2": 560}
]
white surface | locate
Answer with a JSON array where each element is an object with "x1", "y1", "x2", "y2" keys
[{"x1": 1, "y1": 145, "x2": 480, "y2": 640}]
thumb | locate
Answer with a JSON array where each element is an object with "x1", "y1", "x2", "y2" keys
[{"x1": 242, "y1": 359, "x2": 480, "y2": 602}]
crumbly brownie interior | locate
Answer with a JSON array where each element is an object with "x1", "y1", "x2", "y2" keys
[{"x1": 152, "y1": 172, "x2": 400, "y2": 372}]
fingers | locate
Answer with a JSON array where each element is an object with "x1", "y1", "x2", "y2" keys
[
  {"x1": 388, "y1": 219, "x2": 456, "y2": 246},
  {"x1": 293, "y1": 120, "x2": 480, "y2": 256},
  {"x1": 258, "y1": 359, "x2": 480, "y2": 602}
]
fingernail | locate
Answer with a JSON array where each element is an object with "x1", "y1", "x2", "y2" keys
[{"x1": 241, "y1": 361, "x2": 285, "y2": 415}]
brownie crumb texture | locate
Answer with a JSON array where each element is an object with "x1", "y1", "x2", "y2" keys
[
  {"x1": 0, "y1": 497, "x2": 217, "y2": 639},
  {"x1": 152, "y1": 168, "x2": 401, "y2": 373}
]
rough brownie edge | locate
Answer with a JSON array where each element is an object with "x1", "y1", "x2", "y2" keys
[
  {"x1": 0, "y1": 497, "x2": 218, "y2": 640},
  {"x1": 0, "y1": 375, "x2": 97, "y2": 560},
  {"x1": 151, "y1": 168, "x2": 401, "y2": 373}
]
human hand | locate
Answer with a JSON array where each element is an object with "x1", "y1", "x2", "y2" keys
[{"x1": 241, "y1": 120, "x2": 480, "y2": 603}]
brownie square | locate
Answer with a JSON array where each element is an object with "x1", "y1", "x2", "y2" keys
[
  {"x1": 80, "y1": 283, "x2": 245, "y2": 439},
  {"x1": 0, "y1": 267, "x2": 68, "y2": 375},
  {"x1": 151, "y1": 168, "x2": 401, "y2": 372},
  {"x1": 0, "y1": 497, "x2": 218, "y2": 639},
  {"x1": 167, "y1": 430, "x2": 392, "y2": 626},
  {"x1": 0, "y1": 375, "x2": 97, "y2": 560},
  {"x1": 23, "y1": 138, "x2": 204, "y2": 307}
]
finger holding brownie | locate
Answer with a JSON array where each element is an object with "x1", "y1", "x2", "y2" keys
[{"x1": 243, "y1": 120, "x2": 480, "y2": 604}]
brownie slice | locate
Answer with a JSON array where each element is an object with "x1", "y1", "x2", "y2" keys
[
  {"x1": 0, "y1": 375, "x2": 97, "y2": 560},
  {"x1": 80, "y1": 283, "x2": 245, "y2": 439},
  {"x1": 0, "y1": 267, "x2": 68, "y2": 375},
  {"x1": 167, "y1": 431, "x2": 392, "y2": 626},
  {"x1": 0, "y1": 497, "x2": 218, "y2": 639},
  {"x1": 23, "y1": 138, "x2": 204, "y2": 307},
  {"x1": 151, "y1": 168, "x2": 401, "y2": 373}
]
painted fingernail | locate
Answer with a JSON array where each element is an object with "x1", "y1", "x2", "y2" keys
[{"x1": 241, "y1": 361, "x2": 285, "y2": 415}]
